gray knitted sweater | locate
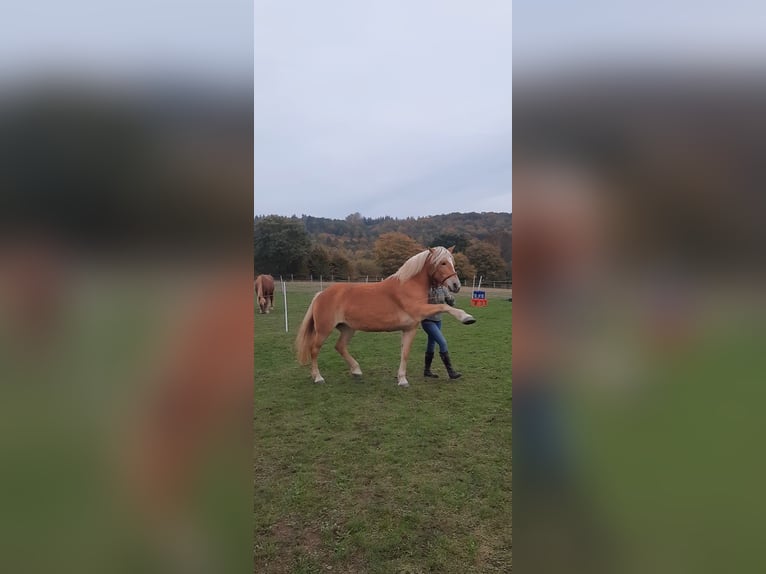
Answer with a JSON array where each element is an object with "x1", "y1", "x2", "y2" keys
[{"x1": 424, "y1": 286, "x2": 455, "y2": 322}]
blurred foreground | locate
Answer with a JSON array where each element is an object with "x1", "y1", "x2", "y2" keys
[
  {"x1": 514, "y1": 63, "x2": 766, "y2": 573},
  {"x1": 0, "y1": 66, "x2": 253, "y2": 574}
]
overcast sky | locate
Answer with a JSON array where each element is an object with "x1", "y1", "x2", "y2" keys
[
  {"x1": 3, "y1": 1, "x2": 762, "y2": 222},
  {"x1": 254, "y1": 1, "x2": 512, "y2": 219},
  {"x1": 0, "y1": 1, "x2": 250, "y2": 84},
  {"x1": 513, "y1": 0, "x2": 766, "y2": 76}
]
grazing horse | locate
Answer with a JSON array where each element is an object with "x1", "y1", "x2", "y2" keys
[
  {"x1": 254, "y1": 274, "x2": 275, "y2": 314},
  {"x1": 295, "y1": 246, "x2": 475, "y2": 387}
]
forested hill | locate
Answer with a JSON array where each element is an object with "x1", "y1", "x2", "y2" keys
[
  {"x1": 253, "y1": 211, "x2": 511, "y2": 282},
  {"x1": 254, "y1": 211, "x2": 511, "y2": 256},
  {"x1": 298, "y1": 212, "x2": 511, "y2": 245}
]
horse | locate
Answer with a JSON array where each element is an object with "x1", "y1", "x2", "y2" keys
[
  {"x1": 254, "y1": 274, "x2": 275, "y2": 314},
  {"x1": 295, "y1": 246, "x2": 476, "y2": 387}
]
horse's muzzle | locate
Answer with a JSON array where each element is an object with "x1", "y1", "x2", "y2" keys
[{"x1": 446, "y1": 278, "x2": 461, "y2": 293}]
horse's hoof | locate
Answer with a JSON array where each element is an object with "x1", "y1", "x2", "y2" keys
[
  {"x1": 462, "y1": 316, "x2": 476, "y2": 324},
  {"x1": 314, "y1": 377, "x2": 325, "y2": 384},
  {"x1": 397, "y1": 380, "x2": 410, "y2": 387},
  {"x1": 351, "y1": 372, "x2": 363, "y2": 378}
]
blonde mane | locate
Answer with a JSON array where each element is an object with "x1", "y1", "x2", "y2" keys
[{"x1": 391, "y1": 247, "x2": 453, "y2": 282}]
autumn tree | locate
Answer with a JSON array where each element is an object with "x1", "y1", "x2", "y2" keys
[
  {"x1": 374, "y1": 232, "x2": 423, "y2": 276},
  {"x1": 306, "y1": 245, "x2": 331, "y2": 277},
  {"x1": 465, "y1": 240, "x2": 508, "y2": 281},
  {"x1": 429, "y1": 232, "x2": 469, "y2": 253},
  {"x1": 453, "y1": 252, "x2": 477, "y2": 283},
  {"x1": 253, "y1": 216, "x2": 311, "y2": 275},
  {"x1": 344, "y1": 212, "x2": 365, "y2": 239},
  {"x1": 328, "y1": 250, "x2": 351, "y2": 278},
  {"x1": 354, "y1": 257, "x2": 381, "y2": 278}
]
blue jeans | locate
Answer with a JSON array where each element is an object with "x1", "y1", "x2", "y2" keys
[{"x1": 421, "y1": 320, "x2": 448, "y2": 353}]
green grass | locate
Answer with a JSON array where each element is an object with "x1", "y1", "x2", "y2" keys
[
  {"x1": 570, "y1": 320, "x2": 766, "y2": 574},
  {"x1": 254, "y1": 283, "x2": 512, "y2": 573}
]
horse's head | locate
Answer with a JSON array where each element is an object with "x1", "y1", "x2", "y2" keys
[
  {"x1": 429, "y1": 246, "x2": 461, "y2": 293},
  {"x1": 258, "y1": 295, "x2": 267, "y2": 313}
]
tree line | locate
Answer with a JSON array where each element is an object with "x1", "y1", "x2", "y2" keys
[{"x1": 254, "y1": 213, "x2": 511, "y2": 283}]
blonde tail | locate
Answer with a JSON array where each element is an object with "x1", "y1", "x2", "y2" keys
[{"x1": 295, "y1": 294, "x2": 319, "y2": 364}]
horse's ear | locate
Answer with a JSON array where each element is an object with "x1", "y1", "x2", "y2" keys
[{"x1": 448, "y1": 245, "x2": 455, "y2": 253}]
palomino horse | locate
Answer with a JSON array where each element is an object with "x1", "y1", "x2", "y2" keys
[
  {"x1": 254, "y1": 274, "x2": 275, "y2": 314},
  {"x1": 295, "y1": 246, "x2": 475, "y2": 387}
]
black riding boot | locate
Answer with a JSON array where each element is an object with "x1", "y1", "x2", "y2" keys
[
  {"x1": 439, "y1": 351, "x2": 462, "y2": 379},
  {"x1": 424, "y1": 352, "x2": 439, "y2": 378}
]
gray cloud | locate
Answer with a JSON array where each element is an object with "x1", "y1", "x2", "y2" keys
[
  {"x1": 0, "y1": 0, "x2": 251, "y2": 83},
  {"x1": 514, "y1": 0, "x2": 766, "y2": 76},
  {"x1": 254, "y1": 0, "x2": 512, "y2": 218}
]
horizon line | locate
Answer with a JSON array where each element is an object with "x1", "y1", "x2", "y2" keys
[{"x1": 253, "y1": 210, "x2": 512, "y2": 220}]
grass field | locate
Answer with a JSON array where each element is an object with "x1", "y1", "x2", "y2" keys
[{"x1": 254, "y1": 282, "x2": 512, "y2": 573}]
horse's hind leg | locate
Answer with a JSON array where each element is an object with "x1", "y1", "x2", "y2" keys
[
  {"x1": 310, "y1": 324, "x2": 333, "y2": 384},
  {"x1": 335, "y1": 324, "x2": 362, "y2": 377}
]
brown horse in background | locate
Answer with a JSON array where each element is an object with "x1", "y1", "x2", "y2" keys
[
  {"x1": 295, "y1": 246, "x2": 475, "y2": 387},
  {"x1": 255, "y1": 274, "x2": 275, "y2": 314}
]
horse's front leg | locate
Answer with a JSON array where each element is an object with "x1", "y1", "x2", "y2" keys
[
  {"x1": 397, "y1": 328, "x2": 418, "y2": 387},
  {"x1": 419, "y1": 303, "x2": 476, "y2": 325}
]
